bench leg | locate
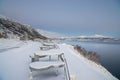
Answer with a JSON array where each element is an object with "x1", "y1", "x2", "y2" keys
[
  {"x1": 58, "y1": 55, "x2": 60, "y2": 61},
  {"x1": 49, "y1": 56, "x2": 51, "y2": 60},
  {"x1": 55, "y1": 67, "x2": 59, "y2": 76},
  {"x1": 30, "y1": 71, "x2": 33, "y2": 80},
  {"x1": 70, "y1": 75, "x2": 76, "y2": 80}
]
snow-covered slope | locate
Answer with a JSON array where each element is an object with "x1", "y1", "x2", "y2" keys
[
  {"x1": 36, "y1": 29, "x2": 65, "y2": 38},
  {"x1": 0, "y1": 39, "x2": 118, "y2": 80},
  {"x1": 0, "y1": 15, "x2": 47, "y2": 40}
]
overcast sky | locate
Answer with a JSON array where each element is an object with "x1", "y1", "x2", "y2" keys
[{"x1": 0, "y1": 0, "x2": 120, "y2": 37}]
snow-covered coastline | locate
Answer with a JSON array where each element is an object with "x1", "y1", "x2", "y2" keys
[{"x1": 0, "y1": 39, "x2": 118, "y2": 80}]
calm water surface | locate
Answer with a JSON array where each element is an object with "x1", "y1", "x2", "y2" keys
[{"x1": 64, "y1": 40, "x2": 120, "y2": 79}]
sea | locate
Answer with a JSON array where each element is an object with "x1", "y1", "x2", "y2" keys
[{"x1": 63, "y1": 40, "x2": 120, "y2": 79}]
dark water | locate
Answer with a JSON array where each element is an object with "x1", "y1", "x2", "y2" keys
[{"x1": 63, "y1": 40, "x2": 120, "y2": 79}]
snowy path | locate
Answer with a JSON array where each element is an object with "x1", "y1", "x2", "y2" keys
[
  {"x1": 0, "y1": 39, "x2": 118, "y2": 80},
  {"x1": 0, "y1": 41, "x2": 64, "y2": 80},
  {"x1": 0, "y1": 41, "x2": 39, "y2": 80}
]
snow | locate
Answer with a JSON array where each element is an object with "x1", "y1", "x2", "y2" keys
[
  {"x1": 0, "y1": 15, "x2": 8, "y2": 20},
  {"x1": 0, "y1": 39, "x2": 25, "y2": 52},
  {"x1": 36, "y1": 29, "x2": 65, "y2": 38},
  {"x1": 30, "y1": 61, "x2": 64, "y2": 70},
  {"x1": 0, "y1": 39, "x2": 118, "y2": 80}
]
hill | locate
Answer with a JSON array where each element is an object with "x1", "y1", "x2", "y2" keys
[{"x1": 0, "y1": 16, "x2": 47, "y2": 40}]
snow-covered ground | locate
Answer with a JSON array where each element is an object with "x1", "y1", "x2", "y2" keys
[
  {"x1": 0, "y1": 39, "x2": 118, "y2": 80},
  {"x1": 0, "y1": 39, "x2": 26, "y2": 52}
]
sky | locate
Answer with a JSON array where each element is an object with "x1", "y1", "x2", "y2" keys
[{"x1": 0, "y1": 0, "x2": 120, "y2": 38}]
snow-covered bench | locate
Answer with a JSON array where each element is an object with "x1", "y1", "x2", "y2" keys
[
  {"x1": 29, "y1": 61, "x2": 65, "y2": 80},
  {"x1": 40, "y1": 43, "x2": 59, "y2": 50},
  {"x1": 29, "y1": 53, "x2": 76, "y2": 80},
  {"x1": 35, "y1": 52, "x2": 63, "y2": 61},
  {"x1": 29, "y1": 61, "x2": 65, "y2": 70},
  {"x1": 40, "y1": 46, "x2": 51, "y2": 50},
  {"x1": 42, "y1": 43, "x2": 56, "y2": 47}
]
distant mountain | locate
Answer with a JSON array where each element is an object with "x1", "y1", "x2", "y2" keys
[
  {"x1": 58, "y1": 34, "x2": 120, "y2": 43},
  {"x1": 76, "y1": 34, "x2": 120, "y2": 42},
  {"x1": 36, "y1": 29, "x2": 65, "y2": 38},
  {"x1": 0, "y1": 16, "x2": 47, "y2": 40},
  {"x1": 77, "y1": 34, "x2": 110, "y2": 39}
]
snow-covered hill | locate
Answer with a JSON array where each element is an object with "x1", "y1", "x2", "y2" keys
[{"x1": 0, "y1": 15, "x2": 47, "y2": 40}]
